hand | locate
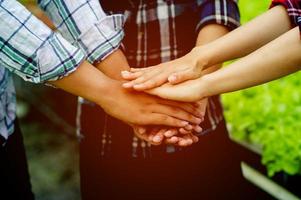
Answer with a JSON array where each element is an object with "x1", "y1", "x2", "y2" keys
[
  {"x1": 101, "y1": 81, "x2": 204, "y2": 127},
  {"x1": 146, "y1": 78, "x2": 206, "y2": 102},
  {"x1": 133, "y1": 126, "x2": 199, "y2": 147},
  {"x1": 132, "y1": 99, "x2": 207, "y2": 146},
  {"x1": 121, "y1": 47, "x2": 207, "y2": 91},
  {"x1": 132, "y1": 97, "x2": 208, "y2": 146}
]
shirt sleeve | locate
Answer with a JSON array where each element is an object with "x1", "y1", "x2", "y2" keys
[
  {"x1": 0, "y1": 0, "x2": 85, "y2": 83},
  {"x1": 38, "y1": 0, "x2": 125, "y2": 64},
  {"x1": 196, "y1": 0, "x2": 240, "y2": 32}
]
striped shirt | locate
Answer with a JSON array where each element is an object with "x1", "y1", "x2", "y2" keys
[{"x1": 0, "y1": 0, "x2": 124, "y2": 145}]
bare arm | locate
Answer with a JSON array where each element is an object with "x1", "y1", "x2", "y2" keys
[
  {"x1": 201, "y1": 26, "x2": 301, "y2": 97},
  {"x1": 196, "y1": 5, "x2": 291, "y2": 67},
  {"x1": 94, "y1": 49, "x2": 130, "y2": 80},
  {"x1": 50, "y1": 61, "x2": 201, "y2": 126},
  {"x1": 149, "y1": 24, "x2": 231, "y2": 145},
  {"x1": 147, "y1": 27, "x2": 301, "y2": 102},
  {"x1": 122, "y1": 5, "x2": 292, "y2": 88}
]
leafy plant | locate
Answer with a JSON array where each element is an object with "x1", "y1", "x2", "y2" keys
[
  {"x1": 223, "y1": 72, "x2": 301, "y2": 176},
  {"x1": 223, "y1": 0, "x2": 301, "y2": 177}
]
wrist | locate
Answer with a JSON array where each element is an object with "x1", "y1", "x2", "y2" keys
[
  {"x1": 94, "y1": 77, "x2": 122, "y2": 107},
  {"x1": 197, "y1": 74, "x2": 213, "y2": 98},
  {"x1": 190, "y1": 46, "x2": 212, "y2": 71}
]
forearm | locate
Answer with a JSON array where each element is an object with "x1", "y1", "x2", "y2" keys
[
  {"x1": 195, "y1": 6, "x2": 291, "y2": 68},
  {"x1": 196, "y1": 24, "x2": 229, "y2": 75},
  {"x1": 94, "y1": 49, "x2": 130, "y2": 81},
  {"x1": 50, "y1": 61, "x2": 117, "y2": 107},
  {"x1": 201, "y1": 27, "x2": 301, "y2": 97}
]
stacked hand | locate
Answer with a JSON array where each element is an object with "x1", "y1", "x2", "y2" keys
[
  {"x1": 91, "y1": 48, "x2": 207, "y2": 147},
  {"x1": 121, "y1": 48, "x2": 204, "y2": 91},
  {"x1": 117, "y1": 49, "x2": 209, "y2": 146}
]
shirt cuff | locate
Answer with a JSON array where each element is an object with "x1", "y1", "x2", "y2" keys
[
  {"x1": 33, "y1": 33, "x2": 85, "y2": 83},
  {"x1": 196, "y1": 0, "x2": 240, "y2": 33},
  {"x1": 75, "y1": 14, "x2": 125, "y2": 64}
]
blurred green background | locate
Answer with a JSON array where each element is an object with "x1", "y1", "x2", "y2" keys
[
  {"x1": 16, "y1": 0, "x2": 301, "y2": 199},
  {"x1": 224, "y1": 0, "x2": 301, "y2": 178}
]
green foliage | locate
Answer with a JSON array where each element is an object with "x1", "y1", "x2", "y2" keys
[{"x1": 223, "y1": 0, "x2": 301, "y2": 176}]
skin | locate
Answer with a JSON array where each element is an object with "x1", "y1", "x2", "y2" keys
[
  {"x1": 93, "y1": 49, "x2": 203, "y2": 145},
  {"x1": 122, "y1": 6, "x2": 291, "y2": 89},
  {"x1": 122, "y1": 23, "x2": 232, "y2": 145},
  {"x1": 49, "y1": 60, "x2": 202, "y2": 129},
  {"x1": 147, "y1": 25, "x2": 301, "y2": 102}
]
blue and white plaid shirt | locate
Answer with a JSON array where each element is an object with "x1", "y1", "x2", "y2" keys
[{"x1": 0, "y1": 0, "x2": 124, "y2": 144}]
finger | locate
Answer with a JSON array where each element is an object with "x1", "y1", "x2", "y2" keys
[
  {"x1": 192, "y1": 135, "x2": 199, "y2": 143},
  {"x1": 136, "y1": 126, "x2": 147, "y2": 134},
  {"x1": 179, "y1": 136, "x2": 194, "y2": 146},
  {"x1": 165, "y1": 136, "x2": 179, "y2": 144},
  {"x1": 145, "y1": 113, "x2": 190, "y2": 127},
  {"x1": 147, "y1": 127, "x2": 160, "y2": 144},
  {"x1": 193, "y1": 125, "x2": 203, "y2": 133},
  {"x1": 147, "y1": 86, "x2": 195, "y2": 102},
  {"x1": 121, "y1": 71, "x2": 144, "y2": 80},
  {"x1": 194, "y1": 99, "x2": 208, "y2": 117},
  {"x1": 184, "y1": 124, "x2": 193, "y2": 131},
  {"x1": 132, "y1": 126, "x2": 149, "y2": 141},
  {"x1": 178, "y1": 138, "x2": 189, "y2": 147},
  {"x1": 133, "y1": 72, "x2": 170, "y2": 91},
  {"x1": 164, "y1": 129, "x2": 178, "y2": 138},
  {"x1": 130, "y1": 66, "x2": 154, "y2": 72},
  {"x1": 152, "y1": 105, "x2": 202, "y2": 125},
  {"x1": 183, "y1": 135, "x2": 194, "y2": 146},
  {"x1": 179, "y1": 128, "x2": 190, "y2": 135},
  {"x1": 168, "y1": 69, "x2": 197, "y2": 84},
  {"x1": 152, "y1": 129, "x2": 166, "y2": 144},
  {"x1": 157, "y1": 99, "x2": 201, "y2": 117}
]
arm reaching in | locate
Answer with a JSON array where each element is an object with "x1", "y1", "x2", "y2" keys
[
  {"x1": 133, "y1": 22, "x2": 233, "y2": 146},
  {"x1": 121, "y1": 5, "x2": 291, "y2": 90},
  {"x1": 51, "y1": 61, "x2": 203, "y2": 126},
  {"x1": 147, "y1": 27, "x2": 301, "y2": 102},
  {"x1": 94, "y1": 49, "x2": 203, "y2": 146}
]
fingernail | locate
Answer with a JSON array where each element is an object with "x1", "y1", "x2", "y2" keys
[
  {"x1": 181, "y1": 121, "x2": 189, "y2": 126},
  {"x1": 170, "y1": 136, "x2": 179, "y2": 143},
  {"x1": 121, "y1": 71, "x2": 130, "y2": 76},
  {"x1": 138, "y1": 127, "x2": 146, "y2": 134},
  {"x1": 179, "y1": 140, "x2": 187, "y2": 146},
  {"x1": 195, "y1": 126, "x2": 202, "y2": 133},
  {"x1": 168, "y1": 75, "x2": 177, "y2": 83},
  {"x1": 122, "y1": 82, "x2": 133, "y2": 88},
  {"x1": 133, "y1": 84, "x2": 144, "y2": 89},
  {"x1": 179, "y1": 128, "x2": 187, "y2": 134},
  {"x1": 184, "y1": 124, "x2": 193, "y2": 130},
  {"x1": 153, "y1": 136, "x2": 162, "y2": 143},
  {"x1": 164, "y1": 130, "x2": 173, "y2": 137},
  {"x1": 195, "y1": 118, "x2": 202, "y2": 124}
]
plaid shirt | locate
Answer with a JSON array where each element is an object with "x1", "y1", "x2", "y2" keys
[
  {"x1": 0, "y1": 0, "x2": 124, "y2": 144},
  {"x1": 271, "y1": 0, "x2": 301, "y2": 34},
  {"x1": 77, "y1": 0, "x2": 240, "y2": 157},
  {"x1": 113, "y1": 0, "x2": 239, "y2": 133}
]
